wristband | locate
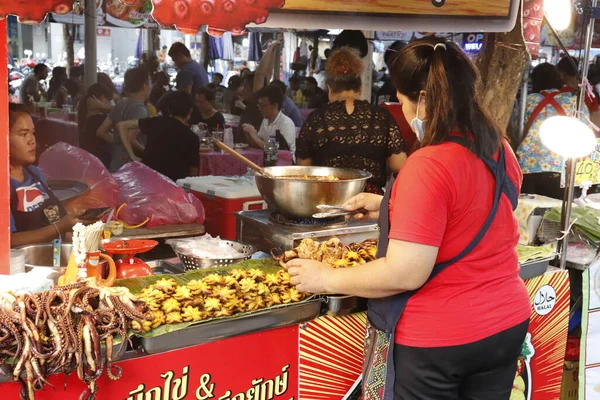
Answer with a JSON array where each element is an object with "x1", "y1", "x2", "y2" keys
[{"x1": 52, "y1": 223, "x2": 62, "y2": 242}]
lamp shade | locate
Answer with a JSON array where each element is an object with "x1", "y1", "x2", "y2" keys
[
  {"x1": 539, "y1": 116, "x2": 596, "y2": 159},
  {"x1": 544, "y1": 0, "x2": 572, "y2": 31}
]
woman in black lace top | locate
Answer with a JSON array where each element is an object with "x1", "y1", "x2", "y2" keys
[{"x1": 296, "y1": 47, "x2": 407, "y2": 194}]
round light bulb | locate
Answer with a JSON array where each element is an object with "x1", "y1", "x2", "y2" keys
[
  {"x1": 539, "y1": 116, "x2": 596, "y2": 159},
  {"x1": 544, "y1": 0, "x2": 572, "y2": 31}
]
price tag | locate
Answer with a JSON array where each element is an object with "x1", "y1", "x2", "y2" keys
[
  {"x1": 575, "y1": 158, "x2": 600, "y2": 186},
  {"x1": 562, "y1": 139, "x2": 600, "y2": 188}
]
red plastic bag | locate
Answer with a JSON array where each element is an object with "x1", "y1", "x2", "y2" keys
[
  {"x1": 113, "y1": 162, "x2": 205, "y2": 228},
  {"x1": 39, "y1": 142, "x2": 119, "y2": 214}
]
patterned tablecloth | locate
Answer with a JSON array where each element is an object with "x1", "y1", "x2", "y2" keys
[{"x1": 199, "y1": 148, "x2": 293, "y2": 176}]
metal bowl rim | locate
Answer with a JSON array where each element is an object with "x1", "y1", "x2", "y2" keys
[
  {"x1": 171, "y1": 240, "x2": 256, "y2": 261},
  {"x1": 258, "y1": 166, "x2": 373, "y2": 182}
]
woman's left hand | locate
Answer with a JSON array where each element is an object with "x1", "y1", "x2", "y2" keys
[{"x1": 285, "y1": 259, "x2": 333, "y2": 294}]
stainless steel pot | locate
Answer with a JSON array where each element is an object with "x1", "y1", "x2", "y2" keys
[
  {"x1": 255, "y1": 166, "x2": 372, "y2": 218},
  {"x1": 19, "y1": 243, "x2": 105, "y2": 284}
]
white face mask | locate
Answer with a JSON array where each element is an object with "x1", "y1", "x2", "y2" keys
[{"x1": 410, "y1": 94, "x2": 426, "y2": 141}]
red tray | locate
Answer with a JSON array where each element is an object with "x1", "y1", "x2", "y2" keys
[{"x1": 103, "y1": 239, "x2": 158, "y2": 255}]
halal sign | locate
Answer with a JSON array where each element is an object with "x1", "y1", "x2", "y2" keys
[{"x1": 463, "y1": 33, "x2": 484, "y2": 52}]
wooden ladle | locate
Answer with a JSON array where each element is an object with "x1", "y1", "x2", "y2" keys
[{"x1": 214, "y1": 140, "x2": 275, "y2": 178}]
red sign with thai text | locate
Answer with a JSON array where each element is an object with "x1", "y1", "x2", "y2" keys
[{"x1": 0, "y1": 325, "x2": 299, "y2": 400}]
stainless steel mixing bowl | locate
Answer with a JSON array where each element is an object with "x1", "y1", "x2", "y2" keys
[{"x1": 255, "y1": 166, "x2": 372, "y2": 218}]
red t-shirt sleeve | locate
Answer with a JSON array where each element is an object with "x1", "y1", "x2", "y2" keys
[{"x1": 389, "y1": 155, "x2": 455, "y2": 247}]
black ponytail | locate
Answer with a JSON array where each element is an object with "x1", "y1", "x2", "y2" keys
[{"x1": 391, "y1": 36, "x2": 502, "y2": 159}]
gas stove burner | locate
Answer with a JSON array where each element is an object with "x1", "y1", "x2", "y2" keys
[{"x1": 268, "y1": 211, "x2": 347, "y2": 227}]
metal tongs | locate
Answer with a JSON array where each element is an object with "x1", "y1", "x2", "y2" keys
[{"x1": 312, "y1": 204, "x2": 369, "y2": 219}]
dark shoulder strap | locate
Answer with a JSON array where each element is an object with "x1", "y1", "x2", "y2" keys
[{"x1": 430, "y1": 137, "x2": 517, "y2": 278}]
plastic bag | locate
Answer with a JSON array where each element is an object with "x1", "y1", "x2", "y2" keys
[
  {"x1": 113, "y1": 162, "x2": 205, "y2": 228},
  {"x1": 39, "y1": 142, "x2": 119, "y2": 214}
]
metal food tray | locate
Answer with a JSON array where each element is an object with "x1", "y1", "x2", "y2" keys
[
  {"x1": 136, "y1": 298, "x2": 323, "y2": 355},
  {"x1": 145, "y1": 258, "x2": 185, "y2": 275},
  {"x1": 323, "y1": 295, "x2": 367, "y2": 316},
  {"x1": 170, "y1": 241, "x2": 256, "y2": 271},
  {"x1": 519, "y1": 256, "x2": 555, "y2": 280}
]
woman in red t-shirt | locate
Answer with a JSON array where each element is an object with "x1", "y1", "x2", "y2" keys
[{"x1": 286, "y1": 36, "x2": 530, "y2": 400}]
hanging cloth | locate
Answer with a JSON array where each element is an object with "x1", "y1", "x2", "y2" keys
[
  {"x1": 209, "y1": 36, "x2": 223, "y2": 60},
  {"x1": 248, "y1": 32, "x2": 263, "y2": 62},
  {"x1": 222, "y1": 32, "x2": 234, "y2": 61}
]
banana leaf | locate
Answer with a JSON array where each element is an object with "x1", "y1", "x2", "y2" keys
[
  {"x1": 517, "y1": 244, "x2": 555, "y2": 263},
  {"x1": 117, "y1": 258, "x2": 318, "y2": 339},
  {"x1": 117, "y1": 258, "x2": 282, "y2": 294},
  {"x1": 544, "y1": 206, "x2": 600, "y2": 243}
]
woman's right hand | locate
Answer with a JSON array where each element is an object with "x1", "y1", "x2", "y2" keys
[
  {"x1": 56, "y1": 211, "x2": 99, "y2": 233},
  {"x1": 343, "y1": 193, "x2": 383, "y2": 221},
  {"x1": 56, "y1": 213, "x2": 82, "y2": 234}
]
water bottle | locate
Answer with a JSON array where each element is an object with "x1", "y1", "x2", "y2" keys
[
  {"x1": 224, "y1": 127, "x2": 234, "y2": 148},
  {"x1": 63, "y1": 95, "x2": 73, "y2": 112},
  {"x1": 263, "y1": 135, "x2": 278, "y2": 167}
]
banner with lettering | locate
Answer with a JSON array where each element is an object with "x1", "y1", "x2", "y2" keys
[
  {"x1": 0, "y1": 325, "x2": 299, "y2": 399},
  {"x1": 579, "y1": 254, "x2": 600, "y2": 399},
  {"x1": 519, "y1": 269, "x2": 570, "y2": 400}
]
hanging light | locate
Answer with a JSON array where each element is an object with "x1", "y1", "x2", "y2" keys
[
  {"x1": 544, "y1": 0, "x2": 573, "y2": 31},
  {"x1": 539, "y1": 116, "x2": 596, "y2": 158}
]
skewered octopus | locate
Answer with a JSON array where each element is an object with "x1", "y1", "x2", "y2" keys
[
  {"x1": 272, "y1": 238, "x2": 378, "y2": 268},
  {"x1": 0, "y1": 279, "x2": 152, "y2": 400}
]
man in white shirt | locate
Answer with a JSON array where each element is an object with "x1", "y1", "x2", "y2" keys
[
  {"x1": 20, "y1": 64, "x2": 49, "y2": 104},
  {"x1": 242, "y1": 85, "x2": 296, "y2": 153}
]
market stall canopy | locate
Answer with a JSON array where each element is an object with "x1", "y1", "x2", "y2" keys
[
  {"x1": 0, "y1": 0, "x2": 285, "y2": 36},
  {"x1": 3, "y1": 0, "x2": 522, "y2": 35}
]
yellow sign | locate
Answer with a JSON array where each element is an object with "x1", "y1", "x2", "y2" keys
[{"x1": 574, "y1": 141, "x2": 600, "y2": 187}]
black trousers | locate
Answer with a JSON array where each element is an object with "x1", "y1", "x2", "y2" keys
[{"x1": 393, "y1": 320, "x2": 529, "y2": 400}]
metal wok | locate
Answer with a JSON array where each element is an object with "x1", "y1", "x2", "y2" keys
[{"x1": 255, "y1": 166, "x2": 372, "y2": 218}]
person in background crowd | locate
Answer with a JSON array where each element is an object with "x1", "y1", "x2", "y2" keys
[
  {"x1": 47, "y1": 67, "x2": 69, "y2": 108},
  {"x1": 212, "y1": 73, "x2": 225, "y2": 88},
  {"x1": 65, "y1": 65, "x2": 84, "y2": 105},
  {"x1": 158, "y1": 45, "x2": 168, "y2": 67},
  {"x1": 271, "y1": 80, "x2": 303, "y2": 127},
  {"x1": 149, "y1": 71, "x2": 171, "y2": 111},
  {"x1": 224, "y1": 75, "x2": 242, "y2": 114},
  {"x1": 20, "y1": 63, "x2": 48, "y2": 104},
  {"x1": 78, "y1": 83, "x2": 114, "y2": 168},
  {"x1": 9, "y1": 104, "x2": 93, "y2": 247},
  {"x1": 287, "y1": 37, "x2": 529, "y2": 400},
  {"x1": 235, "y1": 73, "x2": 263, "y2": 143},
  {"x1": 376, "y1": 41, "x2": 407, "y2": 105},
  {"x1": 516, "y1": 63, "x2": 589, "y2": 198},
  {"x1": 117, "y1": 91, "x2": 199, "y2": 181},
  {"x1": 209, "y1": 73, "x2": 226, "y2": 111},
  {"x1": 296, "y1": 47, "x2": 406, "y2": 195},
  {"x1": 190, "y1": 87, "x2": 225, "y2": 133},
  {"x1": 169, "y1": 42, "x2": 209, "y2": 96},
  {"x1": 96, "y1": 67, "x2": 151, "y2": 172},
  {"x1": 97, "y1": 72, "x2": 121, "y2": 103},
  {"x1": 243, "y1": 85, "x2": 296, "y2": 152},
  {"x1": 288, "y1": 75, "x2": 306, "y2": 105},
  {"x1": 304, "y1": 76, "x2": 328, "y2": 109},
  {"x1": 557, "y1": 55, "x2": 600, "y2": 127},
  {"x1": 140, "y1": 51, "x2": 160, "y2": 80},
  {"x1": 83, "y1": 72, "x2": 119, "y2": 118}
]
